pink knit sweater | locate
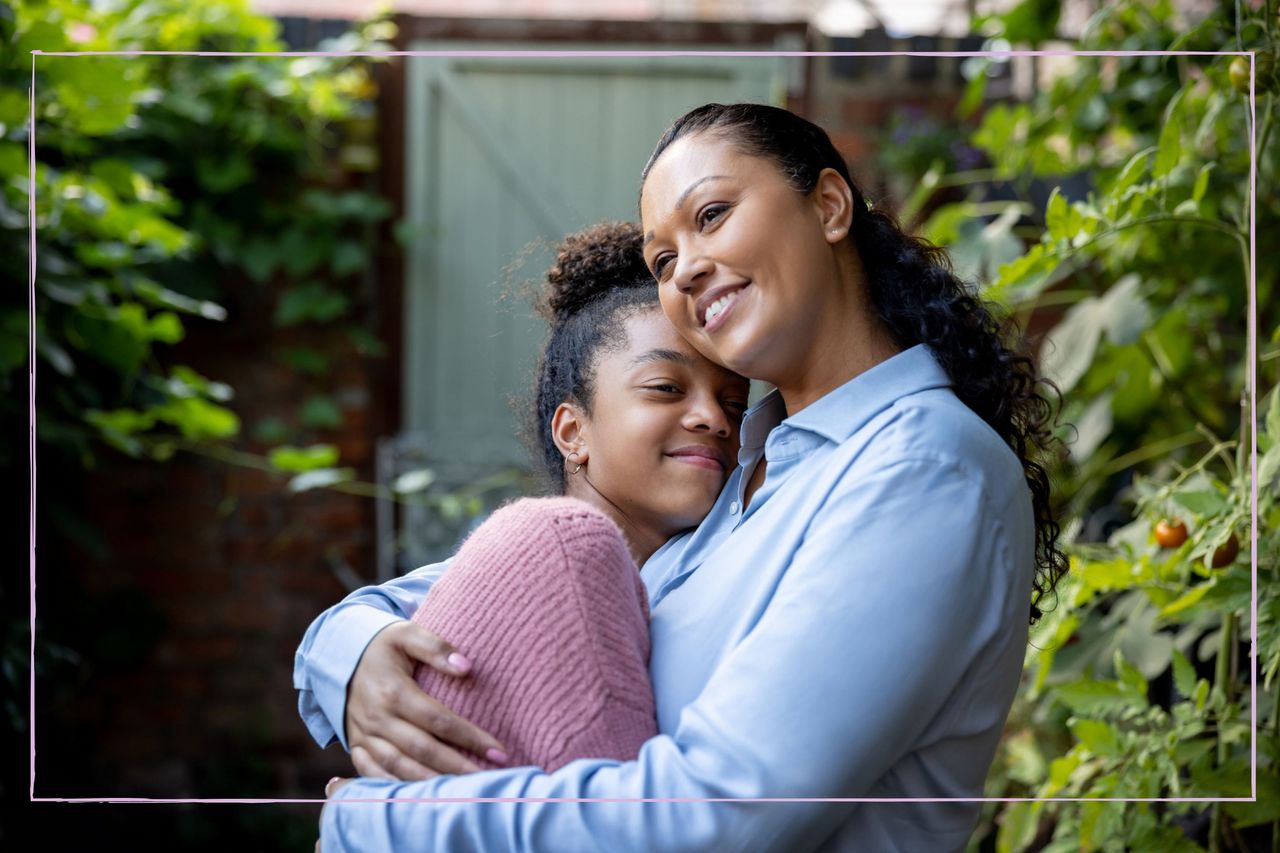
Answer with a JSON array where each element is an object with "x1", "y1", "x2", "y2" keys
[{"x1": 410, "y1": 497, "x2": 657, "y2": 772}]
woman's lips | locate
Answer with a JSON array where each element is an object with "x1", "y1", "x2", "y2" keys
[{"x1": 701, "y1": 280, "x2": 747, "y2": 330}]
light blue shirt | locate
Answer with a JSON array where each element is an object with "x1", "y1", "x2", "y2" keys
[{"x1": 296, "y1": 344, "x2": 1036, "y2": 852}]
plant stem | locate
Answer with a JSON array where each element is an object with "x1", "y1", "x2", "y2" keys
[
  {"x1": 1063, "y1": 213, "x2": 1247, "y2": 258},
  {"x1": 1210, "y1": 610, "x2": 1239, "y2": 853}
]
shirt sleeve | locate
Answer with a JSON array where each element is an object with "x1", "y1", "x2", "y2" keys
[
  {"x1": 320, "y1": 455, "x2": 1024, "y2": 852},
  {"x1": 294, "y1": 561, "x2": 448, "y2": 750}
]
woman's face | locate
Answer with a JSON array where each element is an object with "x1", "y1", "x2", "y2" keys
[
  {"x1": 574, "y1": 307, "x2": 749, "y2": 539},
  {"x1": 639, "y1": 131, "x2": 860, "y2": 395}
]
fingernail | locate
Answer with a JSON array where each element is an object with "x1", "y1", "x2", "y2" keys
[
  {"x1": 447, "y1": 652, "x2": 471, "y2": 673},
  {"x1": 326, "y1": 776, "x2": 342, "y2": 796},
  {"x1": 486, "y1": 748, "x2": 510, "y2": 765}
]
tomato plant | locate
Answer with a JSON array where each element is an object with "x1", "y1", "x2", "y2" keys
[{"x1": 891, "y1": 1, "x2": 1279, "y2": 850}]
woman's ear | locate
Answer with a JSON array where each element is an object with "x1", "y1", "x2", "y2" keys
[
  {"x1": 551, "y1": 402, "x2": 589, "y2": 467},
  {"x1": 813, "y1": 167, "x2": 854, "y2": 244}
]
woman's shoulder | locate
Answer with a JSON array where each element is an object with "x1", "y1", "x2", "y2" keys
[{"x1": 851, "y1": 387, "x2": 1027, "y2": 504}]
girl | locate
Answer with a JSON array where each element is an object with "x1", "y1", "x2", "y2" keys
[
  {"x1": 296, "y1": 221, "x2": 750, "y2": 774},
  {"x1": 307, "y1": 104, "x2": 1065, "y2": 852}
]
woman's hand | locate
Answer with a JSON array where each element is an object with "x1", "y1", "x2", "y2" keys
[{"x1": 344, "y1": 621, "x2": 509, "y2": 780}]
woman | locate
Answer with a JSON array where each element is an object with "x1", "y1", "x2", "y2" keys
[
  {"x1": 305, "y1": 104, "x2": 1065, "y2": 852},
  {"x1": 296, "y1": 220, "x2": 750, "y2": 773}
]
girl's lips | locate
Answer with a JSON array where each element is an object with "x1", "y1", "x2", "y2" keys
[
  {"x1": 670, "y1": 454, "x2": 724, "y2": 472},
  {"x1": 667, "y1": 445, "x2": 729, "y2": 472}
]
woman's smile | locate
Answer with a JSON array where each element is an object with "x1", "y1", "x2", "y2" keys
[{"x1": 698, "y1": 283, "x2": 750, "y2": 331}]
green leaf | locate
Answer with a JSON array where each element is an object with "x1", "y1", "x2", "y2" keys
[
  {"x1": 995, "y1": 799, "x2": 1042, "y2": 853},
  {"x1": 1171, "y1": 649, "x2": 1197, "y2": 698},
  {"x1": 330, "y1": 241, "x2": 367, "y2": 277},
  {"x1": 131, "y1": 278, "x2": 227, "y2": 321},
  {"x1": 288, "y1": 467, "x2": 355, "y2": 492},
  {"x1": 1171, "y1": 490, "x2": 1230, "y2": 517},
  {"x1": 1069, "y1": 718, "x2": 1121, "y2": 757},
  {"x1": 269, "y1": 444, "x2": 339, "y2": 473},
  {"x1": 151, "y1": 397, "x2": 239, "y2": 440},
  {"x1": 1113, "y1": 649, "x2": 1147, "y2": 696},
  {"x1": 1109, "y1": 148, "x2": 1152, "y2": 196},
  {"x1": 195, "y1": 153, "x2": 253, "y2": 193},
  {"x1": 392, "y1": 468, "x2": 436, "y2": 495},
  {"x1": 1191, "y1": 163, "x2": 1214, "y2": 204},
  {"x1": 1098, "y1": 274, "x2": 1151, "y2": 346},
  {"x1": 279, "y1": 347, "x2": 330, "y2": 375},
  {"x1": 1153, "y1": 88, "x2": 1185, "y2": 179},
  {"x1": 275, "y1": 282, "x2": 350, "y2": 327},
  {"x1": 1045, "y1": 187, "x2": 1069, "y2": 239},
  {"x1": 1054, "y1": 678, "x2": 1147, "y2": 714},
  {"x1": 146, "y1": 311, "x2": 184, "y2": 344},
  {"x1": 1041, "y1": 296, "x2": 1103, "y2": 393},
  {"x1": 300, "y1": 395, "x2": 343, "y2": 430},
  {"x1": 1070, "y1": 394, "x2": 1113, "y2": 461},
  {"x1": 1223, "y1": 771, "x2": 1280, "y2": 827}
]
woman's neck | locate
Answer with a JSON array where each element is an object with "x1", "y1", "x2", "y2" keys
[
  {"x1": 770, "y1": 253, "x2": 901, "y2": 417},
  {"x1": 774, "y1": 317, "x2": 900, "y2": 418}
]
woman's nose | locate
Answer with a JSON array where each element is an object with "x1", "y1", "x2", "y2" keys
[{"x1": 672, "y1": 251, "x2": 714, "y2": 295}]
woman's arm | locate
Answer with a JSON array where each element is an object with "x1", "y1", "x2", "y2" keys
[
  {"x1": 294, "y1": 561, "x2": 507, "y2": 777},
  {"x1": 320, "y1": 454, "x2": 1033, "y2": 852}
]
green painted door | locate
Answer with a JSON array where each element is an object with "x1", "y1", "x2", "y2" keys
[{"x1": 402, "y1": 46, "x2": 784, "y2": 470}]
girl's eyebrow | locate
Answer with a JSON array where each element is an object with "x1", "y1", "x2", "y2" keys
[{"x1": 629, "y1": 349, "x2": 695, "y2": 368}]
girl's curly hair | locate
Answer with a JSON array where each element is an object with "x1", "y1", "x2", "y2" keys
[{"x1": 523, "y1": 221, "x2": 660, "y2": 493}]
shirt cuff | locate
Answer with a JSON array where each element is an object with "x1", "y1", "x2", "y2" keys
[{"x1": 312, "y1": 606, "x2": 407, "y2": 752}]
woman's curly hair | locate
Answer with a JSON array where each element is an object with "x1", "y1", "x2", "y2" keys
[{"x1": 641, "y1": 103, "x2": 1068, "y2": 623}]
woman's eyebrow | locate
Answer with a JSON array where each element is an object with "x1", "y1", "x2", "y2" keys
[
  {"x1": 643, "y1": 175, "x2": 730, "y2": 246},
  {"x1": 629, "y1": 349, "x2": 696, "y2": 368}
]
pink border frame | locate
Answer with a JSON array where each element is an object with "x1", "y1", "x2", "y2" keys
[{"x1": 26, "y1": 47, "x2": 1260, "y2": 808}]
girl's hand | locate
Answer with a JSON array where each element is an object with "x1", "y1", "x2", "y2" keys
[{"x1": 344, "y1": 621, "x2": 509, "y2": 780}]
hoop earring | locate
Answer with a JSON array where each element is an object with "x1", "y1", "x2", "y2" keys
[{"x1": 568, "y1": 451, "x2": 584, "y2": 475}]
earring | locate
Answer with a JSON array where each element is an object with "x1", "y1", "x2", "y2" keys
[{"x1": 568, "y1": 451, "x2": 584, "y2": 475}]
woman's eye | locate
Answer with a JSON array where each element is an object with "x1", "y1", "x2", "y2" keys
[
  {"x1": 697, "y1": 204, "x2": 728, "y2": 229},
  {"x1": 652, "y1": 254, "x2": 673, "y2": 280},
  {"x1": 648, "y1": 384, "x2": 680, "y2": 394}
]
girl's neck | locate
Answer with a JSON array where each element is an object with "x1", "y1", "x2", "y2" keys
[{"x1": 564, "y1": 483, "x2": 664, "y2": 567}]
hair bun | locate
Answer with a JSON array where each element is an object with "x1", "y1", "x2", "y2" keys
[{"x1": 543, "y1": 221, "x2": 652, "y2": 321}]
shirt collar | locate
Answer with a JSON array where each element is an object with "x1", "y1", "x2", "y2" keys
[{"x1": 739, "y1": 344, "x2": 952, "y2": 451}]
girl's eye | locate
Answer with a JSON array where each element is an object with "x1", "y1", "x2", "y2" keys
[{"x1": 650, "y1": 384, "x2": 680, "y2": 393}]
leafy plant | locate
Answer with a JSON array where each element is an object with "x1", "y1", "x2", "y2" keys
[{"x1": 899, "y1": 1, "x2": 1279, "y2": 850}]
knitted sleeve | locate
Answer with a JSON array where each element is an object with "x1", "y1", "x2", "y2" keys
[{"x1": 410, "y1": 496, "x2": 657, "y2": 772}]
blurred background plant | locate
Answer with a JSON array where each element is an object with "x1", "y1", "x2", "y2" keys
[
  {"x1": 1, "y1": 0, "x2": 413, "y2": 846},
  {"x1": 873, "y1": 0, "x2": 1278, "y2": 849}
]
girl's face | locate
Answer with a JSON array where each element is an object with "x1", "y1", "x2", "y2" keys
[
  {"x1": 570, "y1": 308, "x2": 749, "y2": 544},
  {"x1": 639, "y1": 131, "x2": 868, "y2": 406}
]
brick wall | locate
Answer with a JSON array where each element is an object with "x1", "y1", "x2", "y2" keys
[{"x1": 36, "y1": 231, "x2": 387, "y2": 804}]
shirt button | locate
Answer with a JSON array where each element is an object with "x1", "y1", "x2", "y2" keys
[{"x1": 729, "y1": 501, "x2": 740, "y2": 515}]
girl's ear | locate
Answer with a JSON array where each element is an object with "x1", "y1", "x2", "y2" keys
[
  {"x1": 551, "y1": 401, "x2": 589, "y2": 467},
  {"x1": 813, "y1": 167, "x2": 854, "y2": 244}
]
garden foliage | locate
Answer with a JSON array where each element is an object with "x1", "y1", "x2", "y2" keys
[{"x1": 892, "y1": 1, "x2": 1279, "y2": 849}]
